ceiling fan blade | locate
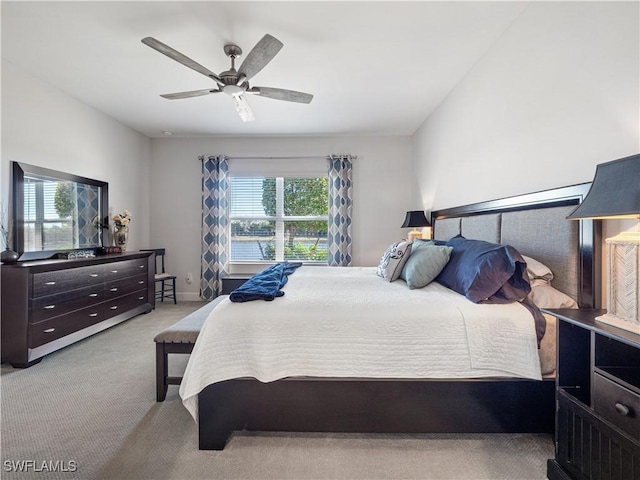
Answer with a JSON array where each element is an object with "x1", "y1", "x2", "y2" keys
[
  {"x1": 249, "y1": 87, "x2": 313, "y2": 104},
  {"x1": 141, "y1": 37, "x2": 224, "y2": 86},
  {"x1": 160, "y1": 89, "x2": 221, "y2": 100},
  {"x1": 237, "y1": 34, "x2": 283, "y2": 81},
  {"x1": 232, "y1": 95, "x2": 255, "y2": 122}
]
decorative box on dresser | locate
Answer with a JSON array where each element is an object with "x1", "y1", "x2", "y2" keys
[
  {"x1": 542, "y1": 308, "x2": 640, "y2": 480},
  {"x1": 1, "y1": 251, "x2": 155, "y2": 368}
]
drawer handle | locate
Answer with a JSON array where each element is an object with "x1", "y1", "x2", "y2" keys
[
  {"x1": 90, "y1": 273, "x2": 99, "y2": 278},
  {"x1": 44, "y1": 328, "x2": 55, "y2": 333},
  {"x1": 110, "y1": 287, "x2": 118, "y2": 292},
  {"x1": 44, "y1": 305, "x2": 56, "y2": 310},
  {"x1": 615, "y1": 403, "x2": 630, "y2": 416},
  {"x1": 138, "y1": 281, "x2": 144, "y2": 285},
  {"x1": 89, "y1": 293, "x2": 99, "y2": 297},
  {"x1": 111, "y1": 270, "x2": 118, "y2": 273},
  {"x1": 139, "y1": 265, "x2": 144, "y2": 268},
  {"x1": 44, "y1": 281, "x2": 56, "y2": 286},
  {"x1": 110, "y1": 306, "x2": 118, "y2": 310},
  {"x1": 89, "y1": 313, "x2": 98, "y2": 317},
  {"x1": 138, "y1": 296, "x2": 144, "y2": 300}
]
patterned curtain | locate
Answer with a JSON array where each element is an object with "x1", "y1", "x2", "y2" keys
[
  {"x1": 200, "y1": 155, "x2": 229, "y2": 299},
  {"x1": 327, "y1": 154, "x2": 354, "y2": 266}
]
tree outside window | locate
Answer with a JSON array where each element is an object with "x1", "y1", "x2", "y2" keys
[{"x1": 230, "y1": 177, "x2": 328, "y2": 262}]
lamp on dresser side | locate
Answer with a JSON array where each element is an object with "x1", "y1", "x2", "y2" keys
[
  {"x1": 567, "y1": 153, "x2": 640, "y2": 334},
  {"x1": 401, "y1": 210, "x2": 431, "y2": 241}
]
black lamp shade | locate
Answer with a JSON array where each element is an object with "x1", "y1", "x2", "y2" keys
[
  {"x1": 567, "y1": 154, "x2": 640, "y2": 220},
  {"x1": 401, "y1": 210, "x2": 430, "y2": 228}
]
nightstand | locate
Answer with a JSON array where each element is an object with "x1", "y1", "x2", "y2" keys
[
  {"x1": 220, "y1": 275, "x2": 251, "y2": 295},
  {"x1": 542, "y1": 308, "x2": 640, "y2": 480}
]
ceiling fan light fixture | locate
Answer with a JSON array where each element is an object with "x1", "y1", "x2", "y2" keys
[
  {"x1": 222, "y1": 84, "x2": 245, "y2": 96},
  {"x1": 232, "y1": 94, "x2": 255, "y2": 122}
]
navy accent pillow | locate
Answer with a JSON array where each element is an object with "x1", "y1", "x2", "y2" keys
[{"x1": 435, "y1": 235, "x2": 531, "y2": 304}]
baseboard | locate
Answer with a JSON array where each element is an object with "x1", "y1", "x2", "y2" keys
[{"x1": 176, "y1": 292, "x2": 205, "y2": 302}]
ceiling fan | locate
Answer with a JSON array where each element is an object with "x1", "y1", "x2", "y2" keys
[{"x1": 141, "y1": 34, "x2": 313, "y2": 122}]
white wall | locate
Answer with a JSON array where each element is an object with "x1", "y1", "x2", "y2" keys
[
  {"x1": 413, "y1": 1, "x2": 638, "y2": 210},
  {"x1": 149, "y1": 136, "x2": 416, "y2": 300},
  {"x1": 1, "y1": 61, "x2": 152, "y2": 252},
  {"x1": 411, "y1": 1, "x2": 639, "y2": 306}
]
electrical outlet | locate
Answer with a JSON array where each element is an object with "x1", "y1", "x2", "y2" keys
[{"x1": 186, "y1": 272, "x2": 193, "y2": 284}]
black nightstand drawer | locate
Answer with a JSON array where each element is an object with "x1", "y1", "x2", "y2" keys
[
  {"x1": 221, "y1": 276, "x2": 250, "y2": 295},
  {"x1": 594, "y1": 372, "x2": 639, "y2": 439}
]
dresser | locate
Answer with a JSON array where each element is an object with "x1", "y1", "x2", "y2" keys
[
  {"x1": 1, "y1": 252, "x2": 155, "y2": 368},
  {"x1": 543, "y1": 308, "x2": 640, "y2": 480}
]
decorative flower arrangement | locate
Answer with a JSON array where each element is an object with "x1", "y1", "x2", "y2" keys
[{"x1": 112, "y1": 210, "x2": 132, "y2": 230}]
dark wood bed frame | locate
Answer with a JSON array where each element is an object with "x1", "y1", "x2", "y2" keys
[{"x1": 197, "y1": 184, "x2": 602, "y2": 450}]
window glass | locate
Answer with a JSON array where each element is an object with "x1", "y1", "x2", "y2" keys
[{"x1": 229, "y1": 177, "x2": 328, "y2": 262}]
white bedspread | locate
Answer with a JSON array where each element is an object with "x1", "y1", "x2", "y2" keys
[{"x1": 180, "y1": 266, "x2": 542, "y2": 420}]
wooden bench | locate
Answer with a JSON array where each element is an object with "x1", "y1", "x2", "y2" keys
[{"x1": 154, "y1": 295, "x2": 228, "y2": 401}]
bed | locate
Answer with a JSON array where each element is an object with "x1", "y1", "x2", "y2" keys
[{"x1": 185, "y1": 183, "x2": 601, "y2": 450}]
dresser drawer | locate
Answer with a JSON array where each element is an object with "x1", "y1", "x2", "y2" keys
[
  {"x1": 32, "y1": 265, "x2": 104, "y2": 297},
  {"x1": 593, "y1": 372, "x2": 639, "y2": 439},
  {"x1": 103, "y1": 291, "x2": 148, "y2": 319},
  {"x1": 29, "y1": 315, "x2": 80, "y2": 348},
  {"x1": 104, "y1": 259, "x2": 147, "y2": 281},
  {"x1": 104, "y1": 275, "x2": 148, "y2": 300},
  {"x1": 73, "y1": 303, "x2": 106, "y2": 330},
  {"x1": 30, "y1": 285, "x2": 104, "y2": 323}
]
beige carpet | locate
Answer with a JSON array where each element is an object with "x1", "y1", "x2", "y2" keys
[{"x1": 1, "y1": 302, "x2": 553, "y2": 480}]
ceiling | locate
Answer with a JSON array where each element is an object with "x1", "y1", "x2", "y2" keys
[{"x1": 2, "y1": 1, "x2": 529, "y2": 138}]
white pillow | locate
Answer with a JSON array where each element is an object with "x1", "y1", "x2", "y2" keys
[
  {"x1": 528, "y1": 284, "x2": 578, "y2": 309},
  {"x1": 376, "y1": 241, "x2": 412, "y2": 282},
  {"x1": 522, "y1": 255, "x2": 553, "y2": 285}
]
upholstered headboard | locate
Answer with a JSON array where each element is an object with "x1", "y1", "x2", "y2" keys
[{"x1": 431, "y1": 184, "x2": 601, "y2": 308}]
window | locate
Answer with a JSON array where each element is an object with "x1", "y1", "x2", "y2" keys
[
  {"x1": 24, "y1": 179, "x2": 76, "y2": 251},
  {"x1": 229, "y1": 176, "x2": 328, "y2": 263}
]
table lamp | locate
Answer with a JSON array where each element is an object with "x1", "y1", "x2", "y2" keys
[
  {"x1": 401, "y1": 210, "x2": 431, "y2": 241},
  {"x1": 567, "y1": 154, "x2": 640, "y2": 334}
]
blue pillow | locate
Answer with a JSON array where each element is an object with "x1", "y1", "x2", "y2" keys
[
  {"x1": 435, "y1": 235, "x2": 531, "y2": 303},
  {"x1": 400, "y1": 243, "x2": 453, "y2": 289}
]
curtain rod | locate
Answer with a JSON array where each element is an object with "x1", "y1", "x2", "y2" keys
[
  {"x1": 200, "y1": 155, "x2": 356, "y2": 161},
  {"x1": 227, "y1": 155, "x2": 328, "y2": 160}
]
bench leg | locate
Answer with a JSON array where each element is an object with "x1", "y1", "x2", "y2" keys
[{"x1": 156, "y1": 342, "x2": 168, "y2": 401}]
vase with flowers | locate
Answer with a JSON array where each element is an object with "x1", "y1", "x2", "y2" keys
[{"x1": 112, "y1": 210, "x2": 132, "y2": 252}]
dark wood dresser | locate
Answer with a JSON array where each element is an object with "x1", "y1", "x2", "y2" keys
[
  {"x1": 1, "y1": 252, "x2": 155, "y2": 368},
  {"x1": 543, "y1": 308, "x2": 640, "y2": 480}
]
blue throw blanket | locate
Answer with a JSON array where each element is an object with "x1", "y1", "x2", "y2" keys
[{"x1": 229, "y1": 262, "x2": 303, "y2": 303}]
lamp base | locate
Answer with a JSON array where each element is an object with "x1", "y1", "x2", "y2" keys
[
  {"x1": 595, "y1": 312, "x2": 640, "y2": 335},
  {"x1": 602, "y1": 229, "x2": 639, "y2": 335},
  {"x1": 407, "y1": 230, "x2": 422, "y2": 241}
]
